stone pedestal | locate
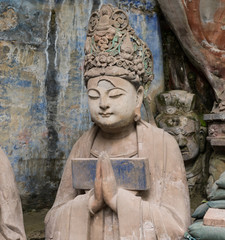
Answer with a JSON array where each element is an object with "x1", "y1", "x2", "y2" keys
[{"x1": 204, "y1": 113, "x2": 225, "y2": 152}]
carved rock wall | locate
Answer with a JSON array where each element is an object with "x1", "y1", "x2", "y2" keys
[{"x1": 0, "y1": 0, "x2": 163, "y2": 209}]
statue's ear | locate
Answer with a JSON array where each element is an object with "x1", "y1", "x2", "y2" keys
[
  {"x1": 136, "y1": 86, "x2": 144, "y2": 109},
  {"x1": 134, "y1": 86, "x2": 144, "y2": 122}
]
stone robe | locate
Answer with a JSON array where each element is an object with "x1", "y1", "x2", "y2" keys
[
  {"x1": 0, "y1": 147, "x2": 26, "y2": 240},
  {"x1": 45, "y1": 121, "x2": 191, "y2": 240}
]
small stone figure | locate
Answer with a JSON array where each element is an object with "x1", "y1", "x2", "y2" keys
[
  {"x1": 0, "y1": 147, "x2": 26, "y2": 239},
  {"x1": 156, "y1": 90, "x2": 207, "y2": 196},
  {"x1": 45, "y1": 5, "x2": 190, "y2": 239}
]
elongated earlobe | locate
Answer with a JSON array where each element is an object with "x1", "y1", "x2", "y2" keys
[{"x1": 134, "y1": 108, "x2": 141, "y2": 122}]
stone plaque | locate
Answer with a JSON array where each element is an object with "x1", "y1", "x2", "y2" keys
[
  {"x1": 203, "y1": 208, "x2": 225, "y2": 227},
  {"x1": 72, "y1": 158, "x2": 150, "y2": 190}
]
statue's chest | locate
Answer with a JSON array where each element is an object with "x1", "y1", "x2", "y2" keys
[{"x1": 90, "y1": 131, "x2": 138, "y2": 158}]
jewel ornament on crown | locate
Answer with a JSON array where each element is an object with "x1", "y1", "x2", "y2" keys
[{"x1": 84, "y1": 4, "x2": 154, "y2": 91}]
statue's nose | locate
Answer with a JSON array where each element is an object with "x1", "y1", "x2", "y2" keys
[
  {"x1": 177, "y1": 136, "x2": 187, "y2": 148},
  {"x1": 99, "y1": 97, "x2": 109, "y2": 110}
]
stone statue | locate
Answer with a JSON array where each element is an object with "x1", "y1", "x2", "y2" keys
[
  {"x1": 45, "y1": 5, "x2": 190, "y2": 239},
  {"x1": 155, "y1": 90, "x2": 207, "y2": 196},
  {"x1": 0, "y1": 147, "x2": 26, "y2": 239}
]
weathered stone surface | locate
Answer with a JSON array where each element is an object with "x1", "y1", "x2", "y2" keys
[
  {"x1": 204, "y1": 208, "x2": 225, "y2": 227},
  {"x1": 204, "y1": 113, "x2": 225, "y2": 121},
  {"x1": 160, "y1": 20, "x2": 215, "y2": 114},
  {"x1": 0, "y1": 8, "x2": 18, "y2": 32},
  {"x1": 157, "y1": 0, "x2": 225, "y2": 113},
  {"x1": 0, "y1": 0, "x2": 50, "y2": 47},
  {"x1": 0, "y1": 0, "x2": 163, "y2": 209}
]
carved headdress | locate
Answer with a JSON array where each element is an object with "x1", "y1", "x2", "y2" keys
[
  {"x1": 156, "y1": 90, "x2": 196, "y2": 115},
  {"x1": 84, "y1": 4, "x2": 154, "y2": 89}
]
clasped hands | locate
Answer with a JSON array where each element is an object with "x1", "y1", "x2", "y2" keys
[{"x1": 88, "y1": 151, "x2": 117, "y2": 214}]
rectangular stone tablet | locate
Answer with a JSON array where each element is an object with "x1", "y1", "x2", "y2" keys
[
  {"x1": 71, "y1": 158, "x2": 150, "y2": 190},
  {"x1": 203, "y1": 208, "x2": 225, "y2": 227}
]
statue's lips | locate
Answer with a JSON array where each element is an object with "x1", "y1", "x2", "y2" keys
[
  {"x1": 99, "y1": 113, "x2": 113, "y2": 118},
  {"x1": 180, "y1": 150, "x2": 189, "y2": 155}
]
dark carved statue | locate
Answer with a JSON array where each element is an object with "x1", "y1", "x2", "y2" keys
[{"x1": 156, "y1": 90, "x2": 207, "y2": 196}]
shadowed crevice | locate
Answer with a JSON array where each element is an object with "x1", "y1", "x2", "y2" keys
[{"x1": 45, "y1": 9, "x2": 59, "y2": 159}]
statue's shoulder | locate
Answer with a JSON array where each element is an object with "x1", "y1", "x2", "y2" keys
[
  {"x1": 139, "y1": 119, "x2": 164, "y2": 135},
  {"x1": 139, "y1": 120, "x2": 177, "y2": 144},
  {"x1": 0, "y1": 146, "x2": 9, "y2": 165},
  {"x1": 78, "y1": 125, "x2": 98, "y2": 141},
  {"x1": 71, "y1": 125, "x2": 98, "y2": 150},
  {"x1": 0, "y1": 146, "x2": 14, "y2": 181}
]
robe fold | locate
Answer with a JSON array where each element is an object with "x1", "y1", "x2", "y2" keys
[
  {"x1": 0, "y1": 147, "x2": 26, "y2": 240},
  {"x1": 45, "y1": 121, "x2": 191, "y2": 240}
]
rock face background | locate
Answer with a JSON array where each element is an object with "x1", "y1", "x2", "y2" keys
[
  {"x1": 158, "y1": 0, "x2": 225, "y2": 111},
  {"x1": 0, "y1": 0, "x2": 163, "y2": 210}
]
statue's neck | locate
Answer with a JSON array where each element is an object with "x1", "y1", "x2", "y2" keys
[
  {"x1": 91, "y1": 124, "x2": 138, "y2": 158},
  {"x1": 99, "y1": 123, "x2": 136, "y2": 140}
]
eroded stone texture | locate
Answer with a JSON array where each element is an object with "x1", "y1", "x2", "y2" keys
[
  {"x1": 0, "y1": 0, "x2": 163, "y2": 209},
  {"x1": 161, "y1": 23, "x2": 215, "y2": 114},
  {"x1": 0, "y1": 8, "x2": 18, "y2": 32}
]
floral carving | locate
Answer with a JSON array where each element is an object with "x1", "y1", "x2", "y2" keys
[
  {"x1": 209, "y1": 125, "x2": 219, "y2": 137},
  {"x1": 88, "y1": 12, "x2": 99, "y2": 33},
  {"x1": 112, "y1": 10, "x2": 128, "y2": 30}
]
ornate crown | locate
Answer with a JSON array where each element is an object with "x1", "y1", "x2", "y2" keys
[{"x1": 84, "y1": 4, "x2": 154, "y2": 89}]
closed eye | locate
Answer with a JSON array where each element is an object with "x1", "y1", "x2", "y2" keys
[
  {"x1": 88, "y1": 89, "x2": 100, "y2": 100},
  {"x1": 88, "y1": 95, "x2": 99, "y2": 100},
  {"x1": 108, "y1": 88, "x2": 126, "y2": 98},
  {"x1": 109, "y1": 93, "x2": 124, "y2": 99}
]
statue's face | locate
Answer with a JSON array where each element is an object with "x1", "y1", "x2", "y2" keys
[
  {"x1": 157, "y1": 115, "x2": 200, "y2": 161},
  {"x1": 87, "y1": 76, "x2": 142, "y2": 132}
]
